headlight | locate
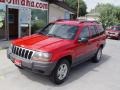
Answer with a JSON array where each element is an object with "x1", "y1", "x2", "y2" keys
[
  {"x1": 115, "y1": 33, "x2": 119, "y2": 36},
  {"x1": 31, "y1": 51, "x2": 52, "y2": 62}
]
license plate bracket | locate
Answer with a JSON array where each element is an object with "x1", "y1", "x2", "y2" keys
[{"x1": 14, "y1": 59, "x2": 22, "y2": 67}]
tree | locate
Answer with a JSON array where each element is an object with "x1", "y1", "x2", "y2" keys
[
  {"x1": 65, "y1": 0, "x2": 87, "y2": 16},
  {"x1": 91, "y1": 4, "x2": 120, "y2": 29}
]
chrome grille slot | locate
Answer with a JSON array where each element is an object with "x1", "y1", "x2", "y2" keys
[
  {"x1": 19, "y1": 48, "x2": 22, "y2": 56},
  {"x1": 25, "y1": 50, "x2": 29, "y2": 59},
  {"x1": 12, "y1": 45, "x2": 33, "y2": 60},
  {"x1": 28, "y1": 51, "x2": 33, "y2": 59},
  {"x1": 16, "y1": 48, "x2": 19, "y2": 55},
  {"x1": 21, "y1": 49, "x2": 25, "y2": 57}
]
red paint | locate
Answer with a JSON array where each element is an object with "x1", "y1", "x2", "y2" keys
[
  {"x1": 106, "y1": 26, "x2": 120, "y2": 39},
  {"x1": 11, "y1": 20, "x2": 106, "y2": 63},
  {"x1": 14, "y1": 59, "x2": 22, "y2": 67},
  {"x1": 0, "y1": 0, "x2": 5, "y2": 3}
]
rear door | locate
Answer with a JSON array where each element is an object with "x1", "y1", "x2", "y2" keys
[
  {"x1": 97, "y1": 25, "x2": 106, "y2": 40},
  {"x1": 88, "y1": 25, "x2": 100, "y2": 54}
]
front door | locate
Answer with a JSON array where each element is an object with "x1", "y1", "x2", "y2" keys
[
  {"x1": 8, "y1": 8, "x2": 18, "y2": 39},
  {"x1": 74, "y1": 26, "x2": 91, "y2": 65}
]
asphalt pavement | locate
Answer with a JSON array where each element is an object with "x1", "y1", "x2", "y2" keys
[{"x1": 0, "y1": 39, "x2": 120, "y2": 90}]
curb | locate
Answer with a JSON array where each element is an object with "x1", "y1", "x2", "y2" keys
[{"x1": 0, "y1": 47, "x2": 8, "y2": 50}]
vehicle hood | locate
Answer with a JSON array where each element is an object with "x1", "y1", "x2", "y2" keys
[{"x1": 12, "y1": 34, "x2": 72, "y2": 52}]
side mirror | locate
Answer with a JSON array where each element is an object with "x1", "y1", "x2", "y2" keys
[{"x1": 78, "y1": 37, "x2": 88, "y2": 43}]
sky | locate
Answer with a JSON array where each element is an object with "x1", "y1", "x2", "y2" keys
[{"x1": 83, "y1": 0, "x2": 120, "y2": 12}]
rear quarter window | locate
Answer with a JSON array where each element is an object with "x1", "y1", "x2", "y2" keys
[
  {"x1": 97, "y1": 25, "x2": 105, "y2": 35},
  {"x1": 89, "y1": 25, "x2": 98, "y2": 38},
  {"x1": 79, "y1": 26, "x2": 90, "y2": 39}
]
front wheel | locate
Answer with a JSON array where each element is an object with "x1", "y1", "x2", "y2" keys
[
  {"x1": 92, "y1": 48, "x2": 103, "y2": 63},
  {"x1": 50, "y1": 59, "x2": 71, "y2": 85}
]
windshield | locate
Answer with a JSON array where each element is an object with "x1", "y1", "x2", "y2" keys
[
  {"x1": 111, "y1": 27, "x2": 120, "y2": 31},
  {"x1": 39, "y1": 23, "x2": 78, "y2": 40}
]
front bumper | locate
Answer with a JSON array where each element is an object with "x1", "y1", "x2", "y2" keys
[
  {"x1": 7, "y1": 49, "x2": 56, "y2": 75},
  {"x1": 106, "y1": 33, "x2": 119, "y2": 38}
]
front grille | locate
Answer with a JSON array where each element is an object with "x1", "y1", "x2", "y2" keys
[
  {"x1": 108, "y1": 32, "x2": 115, "y2": 34},
  {"x1": 12, "y1": 45, "x2": 33, "y2": 60}
]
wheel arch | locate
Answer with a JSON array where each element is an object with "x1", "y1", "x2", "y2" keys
[
  {"x1": 100, "y1": 44, "x2": 104, "y2": 49},
  {"x1": 57, "y1": 55, "x2": 72, "y2": 66}
]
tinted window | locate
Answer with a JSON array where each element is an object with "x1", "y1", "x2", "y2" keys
[
  {"x1": 39, "y1": 23, "x2": 78, "y2": 40},
  {"x1": 97, "y1": 25, "x2": 105, "y2": 34},
  {"x1": 111, "y1": 27, "x2": 120, "y2": 31},
  {"x1": 79, "y1": 27, "x2": 90, "y2": 39},
  {"x1": 89, "y1": 25, "x2": 98, "y2": 37}
]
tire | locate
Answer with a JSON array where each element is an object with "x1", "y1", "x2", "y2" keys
[
  {"x1": 50, "y1": 59, "x2": 71, "y2": 85},
  {"x1": 92, "y1": 48, "x2": 103, "y2": 63}
]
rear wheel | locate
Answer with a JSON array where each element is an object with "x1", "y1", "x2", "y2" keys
[
  {"x1": 50, "y1": 59, "x2": 71, "y2": 85},
  {"x1": 92, "y1": 48, "x2": 103, "y2": 63}
]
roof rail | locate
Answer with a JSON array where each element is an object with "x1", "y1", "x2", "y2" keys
[
  {"x1": 77, "y1": 20, "x2": 101, "y2": 24},
  {"x1": 56, "y1": 19, "x2": 102, "y2": 24},
  {"x1": 56, "y1": 19, "x2": 70, "y2": 21}
]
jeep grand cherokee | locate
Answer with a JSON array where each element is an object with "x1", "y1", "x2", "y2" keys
[{"x1": 7, "y1": 20, "x2": 106, "y2": 84}]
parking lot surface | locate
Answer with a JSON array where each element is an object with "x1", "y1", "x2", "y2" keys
[{"x1": 0, "y1": 39, "x2": 120, "y2": 90}]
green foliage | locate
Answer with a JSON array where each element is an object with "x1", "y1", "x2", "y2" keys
[
  {"x1": 0, "y1": 21, "x2": 3, "y2": 28},
  {"x1": 31, "y1": 9, "x2": 48, "y2": 24},
  {"x1": 31, "y1": 20, "x2": 45, "y2": 34},
  {"x1": 31, "y1": 9, "x2": 48, "y2": 34},
  {"x1": 65, "y1": 0, "x2": 87, "y2": 16},
  {"x1": 92, "y1": 4, "x2": 120, "y2": 29}
]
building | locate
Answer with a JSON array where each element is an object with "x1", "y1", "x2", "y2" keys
[
  {"x1": 77, "y1": 13, "x2": 100, "y2": 22},
  {"x1": 85, "y1": 13, "x2": 100, "y2": 21},
  {"x1": 0, "y1": 0, "x2": 75, "y2": 40},
  {"x1": 48, "y1": 0, "x2": 75, "y2": 22}
]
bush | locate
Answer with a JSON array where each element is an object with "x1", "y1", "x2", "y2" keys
[
  {"x1": 31, "y1": 20, "x2": 45, "y2": 34},
  {"x1": 92, "y1": 4, "x2": 120, "y2": 29}
]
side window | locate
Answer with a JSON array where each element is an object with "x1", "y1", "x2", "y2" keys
[
  {"x1": 94, "y1": 25, "x2": 100, "y2": 35},
  {"x1": 79, "y1": 27, "x2": 90, "y2": 39},
  {"x1": 89, "y1": 25, "x2": 98, "y2": 38},
  {"x1": 97, "y1": 25, "x2": 105, "y2": 34}
]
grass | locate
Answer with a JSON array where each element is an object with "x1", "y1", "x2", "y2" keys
[
  {"x1": 0, "y1": 47, "x2": 2, "y2": 50},
  {"x1": 0, "y1": 47, "x2": 7, "y2": 51}
]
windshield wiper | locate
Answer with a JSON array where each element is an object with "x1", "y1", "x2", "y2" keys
[
  {"x1": 39, "y1": 32, "x2": 45, "y2": 35},
  {"x1": 47, "y1": 34, "x2": 56, "y2": 37}
]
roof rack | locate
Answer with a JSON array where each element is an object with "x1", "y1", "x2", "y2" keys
[
  {"x1": 56, "y1": 19, "x2": 102, "y2": 24},
  {"x1": 80, "y1": 20, "x2": 100, "y2": 24},
  {"x1": 56, "y1": 19, "x2": 71, "y2": 21},
  {"x1": 77, "y1": 18, "x2": 101, "y2": 24}
]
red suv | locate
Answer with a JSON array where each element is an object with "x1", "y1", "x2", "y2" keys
[
  {"x1": 7, "y1": 20, "x2": 106, "y2": 84},
  {"x1": 106, "y1": 25, "x2": 120, "y2": 40}
]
